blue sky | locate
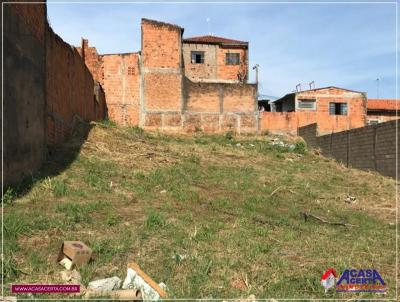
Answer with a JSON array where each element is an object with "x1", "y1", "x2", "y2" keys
[{"x1": 47, "y1": 1, "x2": 397, "y2": 98}]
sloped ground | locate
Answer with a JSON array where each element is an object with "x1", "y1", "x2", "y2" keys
[{"x1": 3, "y1": 121, "x2": 397, "y2": 300}]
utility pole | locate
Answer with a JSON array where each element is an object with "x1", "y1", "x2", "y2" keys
[
  {"x1": 252, "y1": 64, "x2": 259, "y2": 85},
  {"x1": 376, "y1": 78, "x2": 380, "y2": 98}
]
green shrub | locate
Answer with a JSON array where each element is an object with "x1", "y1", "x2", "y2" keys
[
  {"x1": 225, "y1": 131, "x2": 234, "y2": 140},
  {"x1": 293, "y1": 139, "x2": 307, "y2": 154}
]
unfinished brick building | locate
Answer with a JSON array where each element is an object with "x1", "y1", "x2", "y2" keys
[
  {"x1": 261, "y1": 86, "x2": 367, "y2": 135},
  {"x1": 183, "y1": 35, "x2": 248, "y2": 82},
  {"x1": 77, "y1": 19, "x2": 258, "y2": 133}
]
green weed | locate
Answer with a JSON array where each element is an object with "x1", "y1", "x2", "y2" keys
[
  {"x1": 2, "y1": 187, "x2": 15, "y2": 205},
  {"x1": 145, "y1": 211, "x2": 166, "y2": 230},
  {"x1": 98, "y1": 119, "x2": 116, "y2": 128},
  {"x1": 52, "y1": 179, "x2": 68, "y2": 197},
  {"x1": 293, "y1": 139, "x2": 308, "y2": 154}
]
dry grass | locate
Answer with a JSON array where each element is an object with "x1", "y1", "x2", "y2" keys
[{"x1": 3, "y1": 122, "x2": 397, "y2": 300}]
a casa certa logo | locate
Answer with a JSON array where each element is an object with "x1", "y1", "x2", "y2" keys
[{"x1": 336, "y1": 269, "x2": 386, "y2": 292}]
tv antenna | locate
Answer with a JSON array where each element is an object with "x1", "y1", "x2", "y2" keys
[
  {"x1": 206, "y1": 18, "x2": 211, "y2": 35},
  {"x1": 375, "y1": 78, "x2": 380, "y2": 98}
]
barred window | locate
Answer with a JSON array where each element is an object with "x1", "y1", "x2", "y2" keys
[
  {"x1": 329, "y1": 102, "x2": 348, "y2": 115},
  {"x1": 226, "y1": 53, "x2": 240, "y2": 65},
  {"x1": 298, "y1": 99, "x2": 316, "y2": 110},
  {"x1": 191, "y1": 51, "x2": 205, "y2": 64}
]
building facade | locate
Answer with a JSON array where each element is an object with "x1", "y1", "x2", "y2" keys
[
  {"x1": 77, "y1": 19, "x2": 258, "y2": 133},
  {"x1": 261, "y1": 87, "x2": 367, "y2": 135},
  {"x1": 366, "y1": 99, "x2": 399, "y2": 124},
  {"x1": 182, "y1": 35, "x2": 248, "y2": 82}
]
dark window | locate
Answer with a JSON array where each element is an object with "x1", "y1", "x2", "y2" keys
[
  {"x1": 329, "y1": 102, "x2": 348, "y2": 115},
  {"x1": 226, "y1": 53, "x2": 240, "y2": 65},
  {"x1": 191, "y1": 51, "x2": 204, "y2": 64}
]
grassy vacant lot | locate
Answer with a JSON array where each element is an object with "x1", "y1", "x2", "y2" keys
[{"x1": 3, "y1": 122, "x2": 397, "y2": 300}]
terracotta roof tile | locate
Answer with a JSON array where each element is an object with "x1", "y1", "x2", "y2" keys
[
  {"x1": 183, "y1": 35, "x2": 248, "y2": 46},
  {"x1": 367, "y1": 99, "x2": 399, "y2": 111}
]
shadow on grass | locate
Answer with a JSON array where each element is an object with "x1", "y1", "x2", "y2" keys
[{"x1": 3, "y1": 120, "x2": 110, "y2": 202}]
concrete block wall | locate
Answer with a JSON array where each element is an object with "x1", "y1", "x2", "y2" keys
[
  {"x1": 297, "y1": 124, "x2": 317, "y2": 149},
  {"x1": 375, "y1": 121, "x2": 397, "y2": 177},
  {"x1": 329, "y1": 131, "x2": 349, "y2": 165},
  {"x1": 299, "y1": 120, "x2": 399, "y2": 178}
]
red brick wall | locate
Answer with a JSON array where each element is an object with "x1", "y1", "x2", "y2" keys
[
  {"x1": 144, "y1": 73, "x2": 182, "y2": 111},
  {"x1": 141, "y1": 19, "x2": 182, "y2": 69},
  {"x1": 10, "y1": 1, "x2": 46, "y2": 42},
  {"x1": 76, "y1": 39, "x2": 103, "y2": 83},
  {"x1": 46, "y1": 27, "x2": 107, "y2": 145},
  {"x1": 145, "y1": 79, "x2": 258, "y2": 133},
  {"x1": 217, "y1": 47, "x2": 248, "y2": 81},
  {"x1": 102, "y1": 53, "x2": 140, "y2": 125},
  {"x1": 185, "y1": 80, "x2": 256, "y2": 114},
  {"x1": 141, "y1": 18, "x2": 184, "y2": 124},
  {"x1": 261, "y1": 111, "x2": 365, "y2": 136},
  {"x1": 223, "y1": 84, "x2": 255, "y2": 112},
  {"x1": 5, "y1": 1, "x2": 107, "y2": 185},
  {"x1": 76, "y1": 40, "x2": 140, "y2": 126},
  {"x1": 4, "y1": 2, "x2": 47, "y2": 186},
  {"x1": 185, "y1": 81, "x2": 221, "y2": 113}
]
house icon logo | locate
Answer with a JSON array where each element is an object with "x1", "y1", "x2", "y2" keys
[{"x1": 321, "y1": 268, "x2": 338, "y2": 292}]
